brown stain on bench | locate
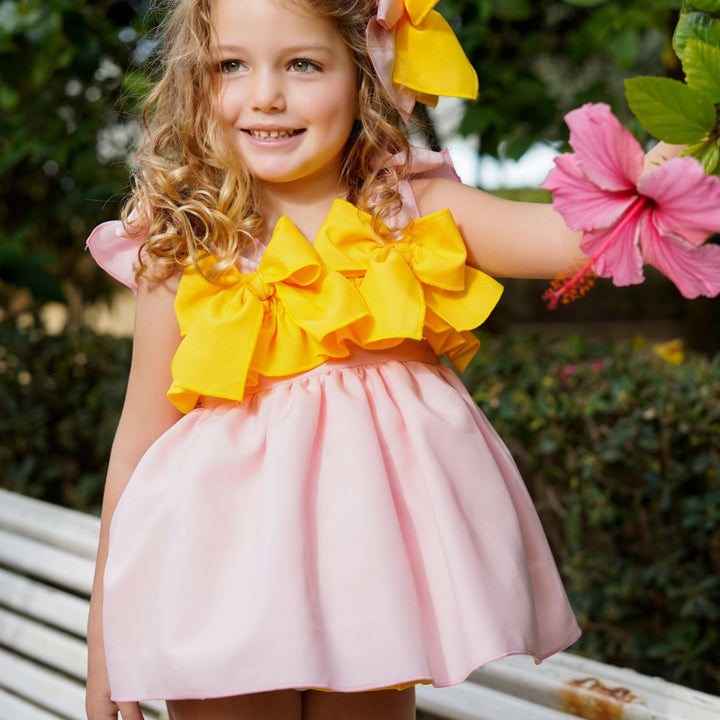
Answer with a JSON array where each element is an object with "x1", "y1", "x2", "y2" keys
[{"x1": 560, "y1": 677, "x2": 639, "y2": 720}]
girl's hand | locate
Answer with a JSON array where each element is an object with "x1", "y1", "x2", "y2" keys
[
  {"x1": 86, "y1": 676, "x2": 146, "y2": 720},
  {"x1": 116, "y1": 702, "x2": 146, "y2": 720},
  {"x1": 86, "y1": 275, "x2": 181, "y2": 720},
  {"x1": 86, "y1": 623, "x2": 146, "y2": 720}
]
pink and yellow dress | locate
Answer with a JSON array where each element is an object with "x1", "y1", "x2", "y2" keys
[{"x1": 87, "y1": 193, "x2": 581, "y2": 702}]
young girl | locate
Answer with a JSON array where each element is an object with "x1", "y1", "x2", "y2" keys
[{"x1": 85, "y1": 1, "x2": 681, "y2": 719}]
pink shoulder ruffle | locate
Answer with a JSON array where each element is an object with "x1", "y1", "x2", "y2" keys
[
  {"x1": 86, "y1": 220, "x2": 145, "y2": 292},
  {"x1": 394, "y1": 146, "x2": 461, "y2": 223}
]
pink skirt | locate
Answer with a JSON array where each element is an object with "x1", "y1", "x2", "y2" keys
[{"x1": 103, "y1": 342, "x2": 580, "y2": 701}]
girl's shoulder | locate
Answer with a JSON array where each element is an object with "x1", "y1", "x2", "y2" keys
[
  {"x1": 87, "y1": 219, "x2": 181, "y2": 294},
  {"x1": 86, "y1": 219, "x2": 144, "y2": 292},
  {"x1": 410, "y1": 176, "x2": 577, "y2": 279},
  {"x1": 410, "y1": 176, "x2": 500, "y2": 220}
]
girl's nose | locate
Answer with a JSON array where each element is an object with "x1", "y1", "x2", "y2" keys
[{"x1": 250, "y1": 69, "x2": 286, "y2": 112}]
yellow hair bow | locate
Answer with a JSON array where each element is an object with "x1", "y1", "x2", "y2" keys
[{"x1": 368, "y1": 0, "x2": 479, "y2": 114}]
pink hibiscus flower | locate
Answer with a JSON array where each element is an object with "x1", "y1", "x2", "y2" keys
[{"x1": 541, "y1": 103, "x2": 720, "y2": 308}]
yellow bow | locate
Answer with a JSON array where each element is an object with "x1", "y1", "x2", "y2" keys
[
  {"x1": 315, "y1": 200, "x2": 503, "y2": 369},
  {"x1": 371, "y1": 0, "x2": 479, "y2": 109},
  {"x1": 168, "y1": 218, "x2": 367, "y2": 412}
]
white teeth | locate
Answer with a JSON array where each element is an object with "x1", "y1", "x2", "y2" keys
[{"x1": 250, "y1": 129, "x2": 296, "y2": 139}]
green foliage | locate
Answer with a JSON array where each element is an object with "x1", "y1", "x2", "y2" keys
[
  {"x1": 0, "y1": 312, "x2": 131, "y2": 512},
  {"x1": 0, "y1": 0, "x2": 148, "y2": 311},
  {"x1": 465, "y1": 332, "x2": 720, "y2": 693},
  {"x1": 3, "y1": 309, "x2": 719, "y2": 691},
  {"x1": 0, "y1": 0, "x2": 686, "y2": 310},
  {"x1": 674, "y1": 10, "x2": 720, "y2": 56},
  {"x1": 625, "y1": 76, "x2": 717, "y2": 143},
  {"x1": 626, "y1": 2, "x2": 720, "y2": 173},
  {"x1": 443, "y1": 0, "x2": 681, "y2": 159},
  {"x1": 686, "y1": 0, "x2": 720, "y2": 13},
  {"x1": 683, "y1": 39, "x2": 720, "y2": 101}
]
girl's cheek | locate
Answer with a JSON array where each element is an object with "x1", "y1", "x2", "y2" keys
[{"x1": 216, "y1": 87, "x2": 237, "y2": 124}]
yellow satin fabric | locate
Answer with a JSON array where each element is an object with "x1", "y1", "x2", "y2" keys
[
  {"x1": 314, "y1": 201, "x2": 502, "y2": 369},
  {"x1": 392, "y1": 0, "x2": 478, "y2": 106},
  {"x1": 169, "y1": 200, "x2": 502, "y2": 413},
  {"x1": 169, "y1": 217, "x2": 368, "y2": 413}
]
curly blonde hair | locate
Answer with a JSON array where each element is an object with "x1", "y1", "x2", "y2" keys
[{"x1": 126, "y1": 0, "x2": 413, "y2": 282}]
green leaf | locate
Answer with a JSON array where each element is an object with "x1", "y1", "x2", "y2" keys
[
  {"x1": 683, "y1": 39, "x2": 720, "y2": 101},
  {"x1": 699, "y1": 141, "x2": 720, "y2": 172},
  {"x1": 687, "y1": 0, "x2": 720, "y2": 15},
  {"x1": 674, "y1": 11, "x2": 720, "y2": 57},
  {"x1": 681, "y1": 140, "x2": 710, "y2": 157},
  {"x1": 561, "y1": 0, "x2": 610, "y2": 6},
  {"x1": 625, "y1": 76, "x2": 717, "y2": 143}
]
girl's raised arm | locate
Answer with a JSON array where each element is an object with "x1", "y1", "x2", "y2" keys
[
  {"x1": 86, "y1": 276, "x2": 183, "y2": 720},
  {"x1": 412, "y1": 141, "x2": 686, "y2": 281},
  {"x1": 412, "y1": 176, "x2": 580, "y2": 280}
]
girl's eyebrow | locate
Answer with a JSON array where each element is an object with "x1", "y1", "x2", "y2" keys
[{"x1": 214, "y1": 43, "x2": 333, "y2": 55}]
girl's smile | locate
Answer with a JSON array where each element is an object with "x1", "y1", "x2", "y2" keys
[
  {"x1": 211, "y1": 0, "x2": 359, "y2": 199},
  {"x1": 244, "y1": 128, "x2": 305, "y2": 141}
]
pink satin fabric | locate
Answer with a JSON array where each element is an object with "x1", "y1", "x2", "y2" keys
[{"x1": 103, "y1": 342, "x2": 580, "y2": 701}]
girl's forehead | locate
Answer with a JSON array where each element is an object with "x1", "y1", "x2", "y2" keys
[{"x1": 210, "y1": 0, "x2": 339, "y2": 38}]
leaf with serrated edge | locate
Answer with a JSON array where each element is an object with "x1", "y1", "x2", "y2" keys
[
  {"x1": 561, "y1": 0, "x2": 610, "y2": 5},
  {"x1": 625, "y1": 76, "x2": 716, "y2": 143},
  {"x1": 683, "y1": 39, "x2": 720, "y2": 101},
  {"x1": 674, "y1": 11, "x2": 720, "y2": 57},
  {"x1": 700, "y1": 142, "x2": 720, "y2": 173},
  {"x1": 687, "y1": 0, "x2": 720, "y2": 14}
]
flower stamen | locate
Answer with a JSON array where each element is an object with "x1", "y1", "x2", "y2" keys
[{"x1": 545, "y1": 196, "x2": 648, "y2": 308}]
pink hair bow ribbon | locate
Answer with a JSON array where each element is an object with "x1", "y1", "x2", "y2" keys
[{"x1": 367, "y1": 0, "x2": 479, "y2": 116}]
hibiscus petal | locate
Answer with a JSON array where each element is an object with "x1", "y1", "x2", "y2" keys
[
  {"x1": 542, "y1": 154, "x2": 636, "y2": 232},
  {"x1": 565, "y1": 103, "x2": 644, "y2": 191},
  {"x1": 638, "y1": 156, "x2": 720, "y2": 246},
  {"x1": 580, "y1": 215, "x2": 644, "y2": 287},
  {"x1": 639, "y1": 214, "x2": 720, "y2": 298}
]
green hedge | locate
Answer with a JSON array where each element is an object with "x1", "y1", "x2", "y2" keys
[
  {"x1": 0, "y1": 313, "x2": 130, "y2": 511},
  {"x1": 464, "y1": 332, "x2": 720, "y2": 694},
  {"x1": 1, "y1": 314, "x2": 718, "y2": 692}
]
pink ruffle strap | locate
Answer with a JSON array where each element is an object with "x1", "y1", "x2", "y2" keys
[
  {"x1": 394, "y1": 146, "x2": 461, "y2": 225},
  {"x1": 86, "y1": 220, "x2": 144, "y2": 292}
]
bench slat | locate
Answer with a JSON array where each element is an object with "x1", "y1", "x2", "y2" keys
[
  {"x1": 0, "y1": 649, "x2": 166, "y2": 720},
  {"x1": 0, "y1": 687, "x2": 62, "y2": 720},
  {"x1": 545, "y1": 651, "x2": 720, "y2": 719},
  {"x1": 471, "y1": 652, "x2": 720, "y2": 720},
  {"x1": 0, "y1": 687, "x2": 63, "y2": 720},
  {"x1": 2, "y1": 489, "x2": 719, "y2": 720},
  {"x1": 0, "y1": 647, "x2": 87, "y2": 720},
  {"x1": 0, "y1": 531, "x2": 94, "y2": 596},
  {"x1": 416, "y1": 680, "x2": 579, "y2": 720},
  {"x1": 0, "y1": 568, "x2": 88, "y2": 638},
  {"x1": 0, "y1": 607, "x2": 87, "y2": 681},
  {"x1": 0, "y1": 489, "x2": 99, "y2": 560}
]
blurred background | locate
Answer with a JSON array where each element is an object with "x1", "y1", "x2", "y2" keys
[{"x1": 1, "y1": 0, "x2": 718, "y2": 695}]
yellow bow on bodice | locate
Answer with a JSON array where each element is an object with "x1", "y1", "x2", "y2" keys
[
  {"x1": 314, "y1": 200, "x2": 503, "y2": 369},
  {"x1": 167, "y1": 199, "x2": 502, "y2": 412},
  {"x1": 169, "y1": 216, "x2": 368, "y2": 412}
]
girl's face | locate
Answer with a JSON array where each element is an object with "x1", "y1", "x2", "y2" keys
[{"x1": 211, "y1": 0, "x2": 359, "y2": 199}]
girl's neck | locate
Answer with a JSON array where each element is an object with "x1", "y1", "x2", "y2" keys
[{"x1": 256, "y1": 177, "x2": 349, "y2": 244}]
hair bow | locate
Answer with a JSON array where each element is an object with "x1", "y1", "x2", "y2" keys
[{"x1": 367, "y1": 0, "x2": 479, "y2": 116}]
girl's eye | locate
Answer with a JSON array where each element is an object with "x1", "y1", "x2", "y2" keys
[
  {"x1": 289, "y1": 59, "x2": 320, "y2": 73},
  {"x1": 219, "y1": 60, "x2": 245, "y2": 74}
]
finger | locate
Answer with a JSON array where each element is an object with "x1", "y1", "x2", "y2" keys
[
  {"x1": 84, "y1": 695, "x2": 119, "y2": 720},
  {"x1": 118, "y1": 702, "x2": 145, "y2": 720}
]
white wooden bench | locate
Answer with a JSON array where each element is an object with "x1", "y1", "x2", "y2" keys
[{"x1": 1, "y1": 488, "x2": 719, "y2": 720}]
